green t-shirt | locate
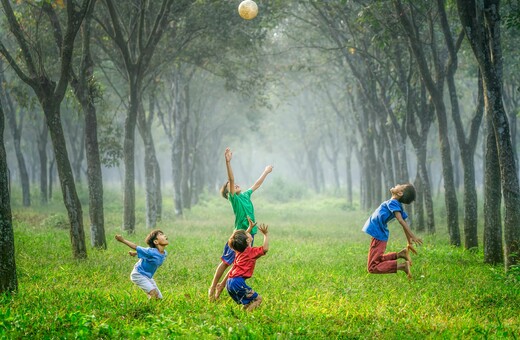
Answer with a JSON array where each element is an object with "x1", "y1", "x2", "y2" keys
[{"x1": 228, "y1": 188, "x2": 257, "y2": 234}]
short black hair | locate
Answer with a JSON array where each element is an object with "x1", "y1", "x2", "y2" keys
[
  {"x1": 220, "y1": 181, "x2": 229, "y2": 199},
  {"x1": 399, "y1": 184, "x2": 416, "y2": 204},
  {"x1": 145, "y1": 229, "x2": 163, "y2": 248},
  {"x1": 228, "y1": 230, "x2": 249, "y2": 252}
]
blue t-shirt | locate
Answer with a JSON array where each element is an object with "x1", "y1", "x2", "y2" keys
[
  {"x1": 362, "y1": 198, "x2": 408, "y2": 241},
  {"x1": 134, "y1": 246, "x2": 167, "y2": 279}
]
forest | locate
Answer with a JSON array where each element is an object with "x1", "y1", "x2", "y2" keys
[{"x1": 0, "y1": 0, "x2": 519, "y2": 338}]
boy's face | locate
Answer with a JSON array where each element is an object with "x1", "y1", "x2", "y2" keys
[
  {"x1": 154, "y1": 233, "x2": 169, "y2": 247},
  {"x1": 390, "y1": 184, "x2": 407, "y2": 197},
  {"x1": 246, "y1": 232, "x2": 253, "y2": 247},
  {"x1": 227, "y1": 183, "x2": 241, "y2": 194}
]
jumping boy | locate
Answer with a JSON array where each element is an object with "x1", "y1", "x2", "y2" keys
[
  {"x1": 208, "y1": 147, "x2": 273, "y2": 301},
  {"x1": 226, "y1": 216, "x2": 269, "y2": 312},
  {"x1": 115, "y1": 230, "x2": 169, "y2": 299},
  {"x1": 362, "y1": 183, "x2": 422, "y2": 279}
]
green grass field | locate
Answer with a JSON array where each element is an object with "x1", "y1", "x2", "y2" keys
[{"x1": 1, "y1": 190, "x2": 519, "y2": 339}]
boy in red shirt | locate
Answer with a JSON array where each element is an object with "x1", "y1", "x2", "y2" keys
[{"x1": 226, "y1": 217, "x2": 269, "y2": 312}]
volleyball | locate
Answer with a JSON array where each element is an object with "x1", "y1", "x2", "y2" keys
[{"x1": 238, "y1": 0, "x2": 258, "y2": 20}]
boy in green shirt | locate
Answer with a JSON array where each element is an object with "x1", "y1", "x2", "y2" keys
[{"x1": 208, "y1": 147, "x2": 273, "y2": 301}]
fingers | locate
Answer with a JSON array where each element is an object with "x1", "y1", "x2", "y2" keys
[{"x1": 407, "y1": 243, "x2": 418, "y2": 255}]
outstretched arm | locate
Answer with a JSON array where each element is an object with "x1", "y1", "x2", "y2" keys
[
  {"x1": 258, "y1": 224, "x2": 269, "y2": 253},
  {"x1": 395, "y1": 211, "x2": 422, "y2": 254},
  {"x1": 246, "y1": 216, "x2": 257, "y2": 234},
  {"x1": 251, "y1": 165, "x2": 273, "y2": 192},
  {"x1": 115, "y1": 234, "x2": 137, "y2": 250},
  {"x1": 225, "y1": 148, "x2": 235, "y2": 195}
]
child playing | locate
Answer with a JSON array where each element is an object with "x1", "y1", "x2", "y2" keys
[
  {"x1": 208, "y1": 147, "x2": 273, "y2": 301},
  {"x1": 362, "y1": 183, "x2": 422, "y2": 279},
  {"x1": 115, "y1": 230, "x2": 169, "y2": 299},
  {"x1": 226, "y1": 217, "x2": 269, "y2": 312}
]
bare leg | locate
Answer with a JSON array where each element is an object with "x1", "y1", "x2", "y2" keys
[
  {"x1": 215, "y1": 270, "x2": 230, "y2": 300},
  {"x1": 209, "y1": 262, "x2": 229, "y2": 301},
  {"x1": 397, "y1": 261, "x2": 412, "y2": 279},
  {"x1": 244, "y1": 296, "x2": 263, "y2": 312},
  {"x1": 397, "y1": 247, "x2": 412, "y2": 265}
]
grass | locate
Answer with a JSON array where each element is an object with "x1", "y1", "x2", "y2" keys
[{"x1": 1, "y1": 189, "x2": 519, "y2": 339}]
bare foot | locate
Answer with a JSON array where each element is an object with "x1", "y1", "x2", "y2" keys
[
  {"x1": 215, "y1": 282, "x2": 225, "y2": 300},
  {"x1": 208, "y1": 286, "x2": 216, "y2": 302},
  {"x1": 399, "y1": 247, "x2": 412, "y2": 266},
  {"x1": 244, "y1": 297, "x2": 262, "y2": 312},
  {"x1": 403, "y1": 261, "x2": 412, "y2": 279}
]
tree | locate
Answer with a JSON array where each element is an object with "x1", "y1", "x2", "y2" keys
[
  {"x1": 0, "y1": 60, "x2": 30, "y2": 207},
  {"x1": 96, "y1": 0, "x2": 175, "y2": 231},
  {"x1": 0, "y1": 0, "x2": 92, "y2": 259},
  {"x1": 457, "y1": 0, "x2": 520, "y2": 269},
  {"x1": 68, "y1": 0, "x2": 106, "y2": 248},
  {"x1": 394, "y1": 0, "x2": 461, "y2": 246},
  {"x1": 0, "y1": 87, "x2": 17, "y2": 294}
]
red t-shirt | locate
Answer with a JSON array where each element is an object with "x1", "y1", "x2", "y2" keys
[{"x1": 228, "y1": 246, "x2": 265, "y2": 279}]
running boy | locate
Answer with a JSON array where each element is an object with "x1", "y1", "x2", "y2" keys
[
  {"x1": 226, "y1": 217, "x2": 269, "y2": 312},
  {"x1": 115, "y1": 229, "x2": 169, "y2": 299},
  {"x1": 362, "y1": 183, "x2": 422, "y2": 279},
  {"x1": 208, "y1": 147, "x2": 273, "y2": 301}
]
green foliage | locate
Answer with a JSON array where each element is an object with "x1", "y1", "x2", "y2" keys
[{"x1": 2, "y1": 192, "x2": 519, "y2": 339}]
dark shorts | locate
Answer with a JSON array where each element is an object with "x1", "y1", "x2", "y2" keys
[
  {"x1": 221, "y1": 234, "x2": 255, "y2": 265},
  {"x1": 226, "y1": 277, "x2": 258, "y2": 305}
]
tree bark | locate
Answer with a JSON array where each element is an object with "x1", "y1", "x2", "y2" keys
[
  {"x1": 483, "y1": 106, "x2": 503, "y2": 264},
  {"x1": 0, "y1": 89, "x2": 17, "y2": 294}
]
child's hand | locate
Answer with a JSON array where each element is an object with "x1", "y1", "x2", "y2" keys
[
  {"x1": 115, "y1": 234, "x2": 124, "y2": 242},
  {"x1": 129, "y1": 251, "x2": 137, "y2": 257},
  {"x1": 258, "y1": 224, "x2": 269, "y2": 235},
  {"x1": 264, "y1": 165, "x2": 273, "y2": 174},
  {"x1": 246, "y1": 216, "x2": 257, "y2": 233},
  {"x1": 407, "y1": 236, "x2": 423, "y2": 255},
  {"x1": 225, "y1": 148, "x2": 232, "y2": 162}
]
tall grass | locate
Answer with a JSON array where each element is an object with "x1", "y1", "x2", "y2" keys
[{"x1": 1, "y1": 188, "x2": 519, "y2": 339}]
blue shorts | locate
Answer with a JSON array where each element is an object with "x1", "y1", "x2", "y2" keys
[
  {"x1": 221, "y1": 234, "x2": 255, "y2": 265},
  {"x1": 226, "y1": 277, "x2": 258, "y2": 305}
]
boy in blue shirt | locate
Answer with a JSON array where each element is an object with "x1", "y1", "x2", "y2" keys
[
  {"x1": 115, "y1": 229, "x2": 169, "y2": 299},
  {"x1": 209, "y1": 147, "x2": 272, "y2": 301},
  {"x1": 362, "y1": 183, "x2": 422, "y2": 279}
]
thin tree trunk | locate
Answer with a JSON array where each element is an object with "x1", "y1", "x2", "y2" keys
[
  {"x1": 0, "y1": 91, "x2": 17, "y2": 294},
  {"x1": 0, "y1": 67, "x2": 30, "y2": 206},
  {"x1": 38, "y1": 123, "x2": 49, "y2": 205},
  {"x1": 483, "y1": 109, "x2": 503, "y2": 264}
]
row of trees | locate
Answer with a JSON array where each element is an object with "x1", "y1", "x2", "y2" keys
[{"x1": 1, "y1": 0, "x2": 520, "y2": 295}]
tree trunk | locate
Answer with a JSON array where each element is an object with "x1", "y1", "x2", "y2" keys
[
  {"x1": 0, "y1": 67, "x2": 31, "y2": 206},
  {"x1": 122, "y1": 78, "x2": 139, "y2": 232},
  {"x1": 0, "y1": 91, "x2": 17, "y2": 294},
  {"x1": 45, "y1": 102, "x2": 87, "y2": 259},
  {"x1": 483, "y1": 110, "x2": 503, "y2": 264},
  {"x1": 38, "y1": 123, "x2": 49, "y2": 205}
]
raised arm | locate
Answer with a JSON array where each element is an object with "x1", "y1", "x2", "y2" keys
[
  {"x1": 394, "y1": 211, "x2": 422, "y2": 254},
  {"x1": 115, "y1": 234, "x2": 137, "y2": 250},
  {"x1": 251, "y1": 165, "x2": 273, "y2": 192},
  {"x1": 225, "y1": 148, "x2": 235, "y2": 195},
  {"x1": 246, "y1": 216, "x2": 257, "y2": 234},
  {"x1": 258, "y1": 224, "x2": 269, "y2": 253}
]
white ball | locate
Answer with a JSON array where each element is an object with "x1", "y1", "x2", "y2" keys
[{"x1": 238, "y1": 0, "x2": 258, "y2": 20}]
